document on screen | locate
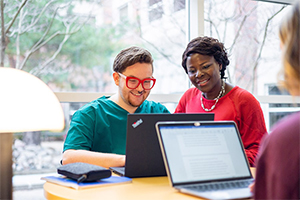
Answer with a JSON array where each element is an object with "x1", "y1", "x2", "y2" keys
[{"x1": 161, "y1": 125, "x2": 249, "y2": 183}]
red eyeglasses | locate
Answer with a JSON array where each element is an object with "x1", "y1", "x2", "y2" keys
[{"x1": 118, "y1": 73, "x2": 156, "y2": 90}]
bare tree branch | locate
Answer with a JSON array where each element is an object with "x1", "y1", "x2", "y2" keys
[
  {"x1": 3, "y1": 3, "x2": 18, "y2": 14},
  {"x1": 5, "y1": 0, "x2": 28, "y2": 34},
  {"x1": 134, "y1": 19, "x2": 180, "y2": 66},
  {"x1": 18, "y1": 5, "x2": 60, "y2": 69},
  {"x1": 168, "y1": 14, "x2": 185, "y2": 36},
  {"x1": 1, "y1": 0, "x2": 5, "y2": 67},
  {"x1": 222, "y1": 20, "x2": 228, "y2": 42},
  {"x1": 16, "y1": 7, "x2": 24, "y2": 68},
  {"x1": 30, "y1": 29, "x2": 79, "y2": 76},
  {"x1": 251, "y1": 5, "x2": 286, "y2": 91},
  {"x1": 33, "y1": 34, "x2": 71, "y2": 76},
  {"x1": 205, "y1": 19, "x2": 221, "y2": 40},
  {"x1": 139, "y1": 35, "x2": 179, "y2": 66},
  {"x1": 18, "y1": 2, "x2": 73, "y2": 69},
  {"x1": 132, "y1": 4, "x2": 182, "y2": 67},
  {"x1": 27, "y1": 12, "x2": 93, "y2": 74},
  {"x1": 206, "y1": 0, "x2": 213, "y2": 36},
  {"x1": 19, "y1": 0, "x2": 57, "y2": 35},
  {"x1": 228, "y1": 5, "x2": 257, "y2": 55}
]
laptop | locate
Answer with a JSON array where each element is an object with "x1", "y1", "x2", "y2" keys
[
  {"x1": 155, "y1": 121, "x2": 254, "y2": 200},
  {"x1": 110, "y1": 113, "x2": 214, "y2": 178}
]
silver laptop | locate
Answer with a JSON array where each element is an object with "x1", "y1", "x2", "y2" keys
[{"x1": 155, "y1": 121, "x2": 254, "y2": 200}]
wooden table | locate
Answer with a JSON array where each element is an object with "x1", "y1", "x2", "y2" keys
[{"x1": 44, "y1": 168, "x2": 256, "y2": 200}]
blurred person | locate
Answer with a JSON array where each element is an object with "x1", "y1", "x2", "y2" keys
[
  {"x1": 253, "y1": 1, "x2": 300, "y2": 199},
  {"x1": 175, "y1": 36, "x2": 267, "y2": 166},
  {"x1": 62, "y1": 46, "x2": 170, "y2": 168}
]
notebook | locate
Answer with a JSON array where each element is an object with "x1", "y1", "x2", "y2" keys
[
  {"x1": 155, "y1": 121, "x2": 254, "y2": 200},
  {"x1": 110, "y1": 113, "x2": 214, "y2": 178}
]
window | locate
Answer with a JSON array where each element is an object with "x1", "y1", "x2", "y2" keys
[
  {"x1": 149, "y1": 0, "x2": 164, "y2": 22},
  {"x1": 119, "y1": 3, "x2": 128, "y2": 22},
  {"x1": 11, "y1": 0, "x2": 299, "y2": 192},
  {"x1": 266, "y1": 85, "x2": 300, "y2": 129},
  {"x1": 203, "y1": 0, "x2": 289, "y2": 95},
  {"x1": 174, "y1": 0, "x2": 185, "y2": 12},
  {"x1": 11, "y1": 0, "x2": 187, "y2": 176}
]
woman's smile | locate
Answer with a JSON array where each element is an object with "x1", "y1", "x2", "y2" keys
[{"x1": 197, "y1": 78, "x2": 210, "y2": 87}]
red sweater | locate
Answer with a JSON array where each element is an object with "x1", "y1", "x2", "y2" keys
[{"x1": 175, "y1": 86, "x2": 267, "y2": 166}]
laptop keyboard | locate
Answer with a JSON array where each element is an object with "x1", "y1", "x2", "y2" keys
[{"x1": 182, "y1": 179, "x2": 253, "y2": 192}]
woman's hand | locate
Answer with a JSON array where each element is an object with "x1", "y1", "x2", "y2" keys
[{"x1": 249, "y1": 182, "x2": 255, "y2": 193}]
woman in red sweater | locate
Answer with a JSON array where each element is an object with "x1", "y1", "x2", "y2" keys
[{"x1": 175, "y1": 36, "x2": 267, "y2": 167}]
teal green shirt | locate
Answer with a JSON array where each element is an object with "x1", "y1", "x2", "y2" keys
[{"x1": 63, "y1": 96, "x2": 170, "y2": 155}]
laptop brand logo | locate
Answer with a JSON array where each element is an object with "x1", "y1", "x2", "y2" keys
[{"x1": 132, "y1": 119, "x2": 143, "y2": 128}]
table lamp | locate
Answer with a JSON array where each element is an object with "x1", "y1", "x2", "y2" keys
[{"x1": 0, "y1": 67, "x2": 65, "y2": 199}]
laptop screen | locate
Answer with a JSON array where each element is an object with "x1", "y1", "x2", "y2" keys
[{"x1": 157, "y1": 121, "x2": 252, "y2": 185}]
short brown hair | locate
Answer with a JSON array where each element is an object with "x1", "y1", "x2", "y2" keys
[{"x1": 113, "y1": 46, "x2": 153, "y2": 73}]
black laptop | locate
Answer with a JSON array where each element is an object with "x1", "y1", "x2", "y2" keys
[{"x1": 110, "y1": 113, "x2": 214, "y2": 178}]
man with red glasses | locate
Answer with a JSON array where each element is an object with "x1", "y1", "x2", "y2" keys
[{"x1": 62, "y1": 47, "x2": 170, "y2": 168}]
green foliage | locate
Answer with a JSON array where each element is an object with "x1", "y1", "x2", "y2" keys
[
  {"x1": 61, "y1": 23, "x2": 124, "y2": 72},
  {"x1": 2, "y1": 0, "x2": 129, "y2": 90}
]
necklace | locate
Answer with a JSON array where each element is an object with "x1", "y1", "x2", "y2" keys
[{"x1": 201, "y1": 80, "x2": 225, "y2": 112}]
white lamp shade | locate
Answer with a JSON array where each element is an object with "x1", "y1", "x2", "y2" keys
[{"x1": 0, "y1": 67, "x2": 65, "y2": 133}]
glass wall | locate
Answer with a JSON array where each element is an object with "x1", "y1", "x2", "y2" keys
[
  {"x1": 202, "y1": 0, "x2": 295, "y2": 129},
  {"x1": 203, "y1": 0, "x2": 289, "y2": 95},
  {"x1": 6, "y1": 0, "x2": 188, "y2": 94},
  {"x1": 11, "y1": 0, "x2": 188, "y2": 177},
  {"x1": 5, "y1": 0, "x2": 291, "y2": 96},
  {"x1": 8, "y1": 0, "x2": 298, "y2": 186}
]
